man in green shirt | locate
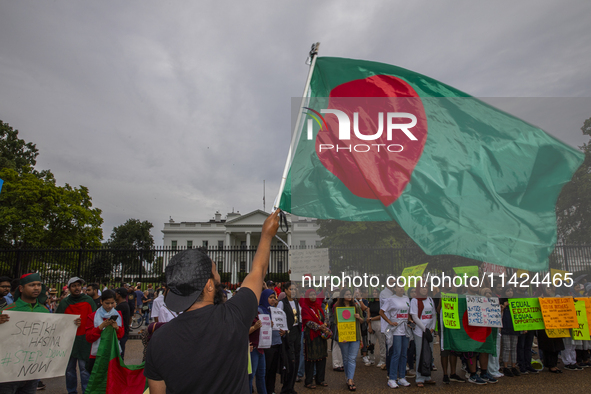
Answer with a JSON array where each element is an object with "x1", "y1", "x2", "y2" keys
[
  {"x1": 0, "y1": 273, "x2": 81, "y2": 393},
  {"x1": 55, "y1": 277, "x2": 96, "y2": 394}
]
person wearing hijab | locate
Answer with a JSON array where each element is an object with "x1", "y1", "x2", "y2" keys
[
  {"x1": 301, "y1": 289, "x2": 331, "y2": 389},
  {"x1": 259, "y1": 289, "x2": 285, "y2": 394}
]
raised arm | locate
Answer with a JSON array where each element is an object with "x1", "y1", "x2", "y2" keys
[{"x1": 241, "y1": 210, "x2": 279, "y2": 303}]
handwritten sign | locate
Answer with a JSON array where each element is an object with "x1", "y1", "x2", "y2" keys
[
  {"x1": 336, "y1": 307, "x2": 356, "y2": 342},
  {"x1": 466, "y1": 295, "x2": 502, "y2": 327},
  {"x1": 400, "y1": 263, "x2": 428, "y2": 290},
  {"x1": 0, "y1": 311, "x2": 78, "y2": 382},
  {"x1": 289, "y1": 248, "x2": 329, "y2": 281},
  {"x1": 481, "y1": 262, "x2": 506, "y2": 276},
  {"x1": 546, "y1": 328, "x2": 570, "y2": 338},
  {"x1": 442, "y1": 293, "x2": 460, "y2": 329},
  {"x1": 539, "y1": 297, "x2": 578, "y2": 329},
  {"x1": 258, "y1": 314, "x2": 272, "y2": 349},
  {"x1": 452, "y1": 266, "x2": 479, "y2": 285},
  {"x1": 572, "y1": 300, "x2": 590, "y2": 341},
  {"x1": 508, "y1": 298, "x2": 545, "y2": 331},
  {"x1": 269, "y1": 307, "x2": 288, "y2": 331}
]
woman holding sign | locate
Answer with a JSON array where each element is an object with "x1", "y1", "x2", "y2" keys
[
  {"x1": 334, "y1": 288, "x2": 365, "y2": 391},
  {"x1": 301, "y1": 289, "x2": 331, "y2": 389},
  {"x1": 259, "y1": 289, "x2": 285, "y2": 394}
]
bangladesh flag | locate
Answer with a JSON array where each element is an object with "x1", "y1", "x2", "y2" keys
[
  {"x1": 278, "y1": 57, "x2": 583, "y2": 271},
  {"x1": 443, "y1": 297, "x2": 497, "y2": 355},
  {"x1": 85, "y1": 327, "x2": 147, "y2": 394}
]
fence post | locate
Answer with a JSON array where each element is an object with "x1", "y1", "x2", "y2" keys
[
  {"x1": 139, "y1": 249, "x2": 144, "y2": 283},
  {"x1": 13, "y1": 249, "x2": 22, "y2": 278},
  {"x1": 77, "y1": 249, "x2": 83, "y2": 277}
]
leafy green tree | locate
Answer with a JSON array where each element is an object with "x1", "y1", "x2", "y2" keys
[
  {"x1": 108, "y1": 219, "x2": 155, "y2": 276},
  {"x1": 556, "y1": 117, "x2": 591, "y2": 244},
  {"x1": 317, "y1": 220, "x2": 413, "y2": 248},
  {"x1": 0, "y1": 120, "x2": 103, "y2": 249},
  {"x1": 0, "y1": 168, "x2": 103, "y2": 248}
]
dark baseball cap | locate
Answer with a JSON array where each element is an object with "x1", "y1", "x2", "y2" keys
[
  {"x1": 115, "y1": 288, "x2": 128, "y2": 298},
  {"x1": 165, "y1": 249, "x2": 214, "y2": 313}
]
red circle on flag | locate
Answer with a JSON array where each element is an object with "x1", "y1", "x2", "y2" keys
[
  {"x1": 342, "y1": 309, "x2": 351, "y2": 320},
  {"x1": 462, "y1": 311, "x2": 491, "y2": 343}
]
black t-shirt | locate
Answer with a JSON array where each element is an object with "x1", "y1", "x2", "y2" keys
[
  {"x1": 144, "y1": 287, "x2": 258, "y2": 394},
  {"x1": 116, "y1": 301, "x2": 131, "y2": 336}
]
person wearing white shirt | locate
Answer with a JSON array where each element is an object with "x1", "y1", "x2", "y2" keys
[
  {"x1": 378, "y1": 284, "x2": 395, "y2": 369},
  {"x1": 151, "y1": 291, "x2": 178, "y2": 323},
  {"x1": 380, "y1": 284, "x2": 411, "y2": 389}
]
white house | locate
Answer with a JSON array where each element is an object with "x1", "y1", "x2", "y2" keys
[{"x1": 161, "y1": 209, "x2": 322, "y2": 273}]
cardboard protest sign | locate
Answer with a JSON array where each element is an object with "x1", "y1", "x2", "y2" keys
[
  {"x1": 466, "y1": 295, "x2": 502, "y2": 327},
  {"x1": 545, "y1": 328, "x2": 570, "y2": 338},
  {"x1": 336, "y1": 307, "x2": 356, "y2": 342},
  {"x1": 550, "y1": 268, "x2": 569, "y2": 282},
  {"x1": 442, "y1": 293, "x2": 460, "y2": 329},
  {"x1": 508, "y1": 298, "x2": 545, "y2": 331},
  {"x1": 269, "y1": 307, "x2": 288, "y2": 331},
  {"x1": 400, "y1": 263, "x2": 428, "y2": 290},
  {"x1": 572, "y1": 300, "x2": 590, "y2": 341},
  {"x1": 539, "y1": 297, "x2": 578, "y2": 329},
  {"x1": 481, "y1": 262, "x2": 506, "y2": 276},
  {"x1": 289, "y1": 248, "x2": 329, "y2": 281},
  {"x1": 452, "y1": 266, "x2": 479, "y2": 285},
  {"x1": 0, "y1": 311, "x2": 78, "y2": 382},
  {"x1": 258, "y1": 314, "x2": 272, "y2": 349}
]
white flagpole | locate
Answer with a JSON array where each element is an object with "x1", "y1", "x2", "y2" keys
[{"x1": 274, "y1": 42, "x2": 320, "y2": 211}]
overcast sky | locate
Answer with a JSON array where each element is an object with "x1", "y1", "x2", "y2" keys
[{"x1": 1, "y1": 1, "x2": 590, "y2": 245}]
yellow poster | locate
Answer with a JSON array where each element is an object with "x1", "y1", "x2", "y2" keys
[
  {"x1": 572, "y1": 300, "x2": 591, "y2": 341},
  {"x1": 550, "y1": 268, "x2": 569, "y2": 283},
  {"x1": 584, "y1": 298, "x2": 591, "y2": 337},
  {"x1": 546, "y1": 328, "x2": 570, "y2": 338},
  {"x1": 441, "y1": 293, "x2": 460, "y2": 329},
  {"x1": 539, "y1": 297, "x2": 578, "y2": 329},
  {"x1": 336, "y1": 307, "x2": 357, "y2": 342},
  {"x1": 400, "y1": 263, "x2": 428, "y2": 290}
]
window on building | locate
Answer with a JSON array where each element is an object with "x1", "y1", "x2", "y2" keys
[
  {"x1": 202, "y1": 240, "x2": 208, "y2": 248},
  {"x1": 218, "y1": 240, "x2": 224, "y2": 249},
  {"x1": 171, "y1": 240, "x2": 177, "y2": 249},
  {"x1": 240, "y1": 241, "x2": 247, "y2": 250},
  {"x1": 300, "y1": 240, "x2": 306, "y2": 248},
  {"x1": 187, "y1": 240, "x2": 193, "y2": 248}
]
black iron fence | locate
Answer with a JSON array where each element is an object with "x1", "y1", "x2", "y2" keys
[{"x1": 0, "y1": 244, "x2": 590, "y2": 291}]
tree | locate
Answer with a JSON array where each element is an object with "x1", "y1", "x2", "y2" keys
[
  {"x1": 109, "y1": 219, "x2": 154, "y2": 250},
  {"x1": 317, "y1": 219, "x2": 413, "y2": 248},
  {"x1": 556, "y1": 116, "x2": 591, "y2": 244},
  {"x1": 0, "y1": 120, "x2": 103, "y2": 249},
  {"x1": 0, "y1": 168, "x2": 103, "y2": 248},
  {"x1": 108, "y1": 219, "x2": 155, "y2": 277}
]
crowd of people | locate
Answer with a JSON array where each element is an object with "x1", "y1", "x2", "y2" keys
[{"x1": 2, "y1": 210, "x2": 591, "y2": 393}]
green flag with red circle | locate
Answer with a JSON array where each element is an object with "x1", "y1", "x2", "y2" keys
[{"x1": 278, "y1": 57, "x2": 583, "y2": 271}]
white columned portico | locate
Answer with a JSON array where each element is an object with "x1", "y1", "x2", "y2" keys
[
  {"x1": 287, "y1": 231, "x2": 292, "y2": 246},
  {"x1": 225, "y1": 231, "x2": 231, "y2": 246},
  {"x1": 246, "y1": 231, "x2": 251, "y2": 273}
]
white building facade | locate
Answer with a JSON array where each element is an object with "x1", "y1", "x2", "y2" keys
[{"x1": 161, "y1": 209, "x2": 322, "y2": 273}]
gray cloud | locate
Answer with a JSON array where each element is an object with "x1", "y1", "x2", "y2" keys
[{"x1": 1, "y1": 0, "x2": 590, "y2": 244}]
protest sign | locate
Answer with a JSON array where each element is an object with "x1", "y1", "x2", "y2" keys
[
  {"x1": 442, "y1": 293, "x2": 460, "y2": 329},
  {"x1": 572, "y1": 300, "x2": 590, "y2": 341},
  {"x1": 584, "y1": 298, "x2": 591, "y2": 336},
  {"x1": 508, "y1": 298, "x2": 545, "y2": 331},
  {"x1": 289, "y1": 248, "x2": 329, "y2": 281},
  {"x1": 539, "y1": 297, "x2": 578, "y2": 329},
  {"x1": 546, "y1": 328, "x2": 570, "y2": 338},
  {"x1": 400, "y1": 263, "x2": 428, "y2": 290},
  {"x1": 258, "y1": 314, "x2": 272, "y2": 349},
  {"x1": 481, "y1": 262, "x2": 506, "y2": 276},
  {"x1": 550, "y1": 268, "x2": 569, "y2": 282},
  {"x1": 452, "y1": 266, "x2": 479, "y2": 285},
  {"x1": 0, "y1": 311, "x2": 78, "y2": 382},
  {"x1": 466, "y1": 295, "x2": 502, "y2": 327},
  {"x1": 269, "y1": 307, "x2": 288, "y2": 331},
  {"x1": 336, "y1": 307, "x2": 356, "y2": 342}
]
